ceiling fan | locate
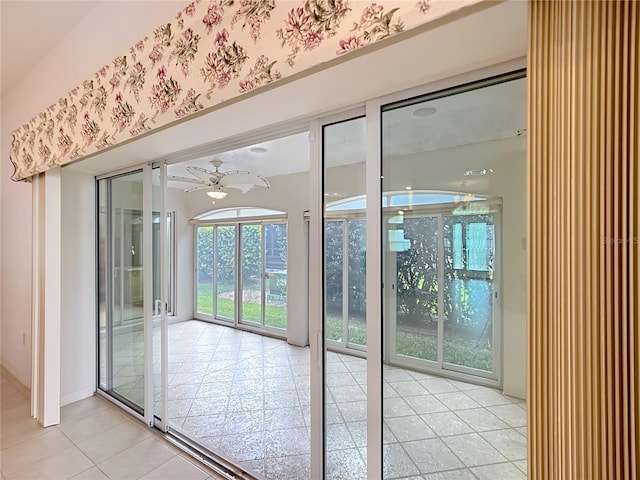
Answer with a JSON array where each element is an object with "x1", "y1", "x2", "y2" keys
[{"x1": 168, "y1": 159, "x2": 270, "y2": 200}]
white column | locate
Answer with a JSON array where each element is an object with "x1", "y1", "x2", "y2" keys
[{"x1": 34, "y1": 167, "x2": 61, "y2": 427}]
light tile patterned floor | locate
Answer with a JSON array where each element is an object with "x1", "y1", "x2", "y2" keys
[
  {"x1": 3, "y1": 320, "x2": 527, "y2": 480},
  {"x1": 0, "y1": 371, "x2": 223, "y2": 480},
  {"x1": 162, "y1": 320, "x2": 528, "y2": 480}
]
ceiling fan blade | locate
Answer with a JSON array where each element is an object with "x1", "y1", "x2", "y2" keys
[
  {"x1": 167, "y1": 175, "x2": 207, "y2": 185},
  {"x1": 225, "y1": 184, "x2": 256, "y2": 194},
  {"x1": 220, "y1": 171, "x2": 270, "y2": 189},
  {"x1": 186, "y1": 166, "x2": 220, "y2": 184},
  {"x1": 184, "y1": 185, "x2": 211, "y2": 193}
]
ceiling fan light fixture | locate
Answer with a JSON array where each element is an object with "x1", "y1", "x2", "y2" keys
[{"x1": 207, "y1": 189, "x2": 228, "y2": 200}]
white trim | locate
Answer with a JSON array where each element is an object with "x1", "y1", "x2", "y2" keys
[
  {"x1": 143, "y1": 164, "x2": 154, "y2": 427},
  {"x1": 41, "y1": 167, "x2": 62, "y2": 427},
  {"x1": 365, "y1": 101, "x2": 383, "y2": 479},
  {"x1": 159, "y1": 161, "x2": 169, "y2": 432},
  {"x1": 31, "y1": 174, "x2": 42, "y2": 420},
  {"x1": 308, "y1": 118, "x2": 323, "y2": 480},
  {"x1": 96, "y1": 389, "x2": 146, "y2": 423},
  {"x1": 61, "y1": 387, "x2": 95, "y2": 406}
]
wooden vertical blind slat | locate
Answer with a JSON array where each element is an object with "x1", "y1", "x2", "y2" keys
[{"x1": 528, "y1": 1, "x2": 639, "y2": 478}]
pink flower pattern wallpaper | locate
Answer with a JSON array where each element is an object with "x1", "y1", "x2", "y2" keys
[{"x1": 9, "y1": 0, "x2": 475, "y2": 181}]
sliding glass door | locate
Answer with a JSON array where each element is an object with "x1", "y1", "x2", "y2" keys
[
  {"x1": 97, "y1": 163, "x2": 170, "y2": 428},
  {"x1": 385, "y1": 206, "x2": 500, "y2": 378},
  {"x1": 324, "y1": 218, "x2": 367, "y2": 350},
  {"x1": 98, "y1": 170, "x2": 146, "y2": 413},
  {"x1": 195, "y1": 219, "x2": 288, "y2": 334},
  {"x1": 215, "y1": 225, "x2": 236, "y2": 321}
]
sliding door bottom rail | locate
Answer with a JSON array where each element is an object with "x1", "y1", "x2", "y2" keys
[{"x1": 165, "y1": 425, "x2": 261, "y2": 480}]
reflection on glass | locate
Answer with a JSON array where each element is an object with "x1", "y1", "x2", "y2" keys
[
  {"x1": 264, "y1": 223, "x2": 287, "y2": 329},
  {"x1": 215, "y1": 225, "x2": 236, "y2": 321},
  {"x1": 381, "y1": 74, "x2": 527, "y2": 478},
  {"x1": 323, "y1": 116, "x2": 367, "y2": 479},
  {"x1": 196, "y1": 226, "x2": 214, "y2": 315},
  {"x1": 241, "y1": 224, "x2": 263, "y2": 324},
  {"x1": 347, "y1": 220, "x2": 367, "y2": 347},
  {"x1": 325, "y1": 221, "x2": 344, "y2": 342},
  {"x1": 443, "y1": 214, "x2": 495, "y2": 371},
  {"x1": 393, "y1": 215, "x2": 439, "y2": 362}
]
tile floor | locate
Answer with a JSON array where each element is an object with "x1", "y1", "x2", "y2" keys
[
  {"x1": 162, "y1": 321, "x2": 528, "y2": 480},
  {"x1": 0, "y1": 371, "x2": 225, "y2": 480},
  {"x1": 32, "y1": 319, "x2": 528, "y2": 480}
]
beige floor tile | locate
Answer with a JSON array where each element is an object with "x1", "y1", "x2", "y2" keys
[
  {"x1": 75, "y1": 421, "x2": 150, "y2": 464},
  {"x1": 58, "y1": 408, "x2": 127, "y2": 444},
  {"x1": 1, "y1": 402, "x2": 31, "y2": 429},
  {"x1": 0, "y1": 417, "x2": 48, "y2": 450},
  {"x1": 0, "y1": 428, "x2": 73, "y2": 474},
  {"x1": 97, "y1": 436, "x2": 176, "y2": 479},
  {"x1": 143, "y1": 455, "x2": 211, "y2": 479},
  {"x1": 69, "y1": 466, "x2": 110, "y2": 479},
  {"x1": 60, "y1": 397, "x2": 108, "y2": 425},
  {"x1": 6, "y1": 445, "x2": 93, "y2": 480}
]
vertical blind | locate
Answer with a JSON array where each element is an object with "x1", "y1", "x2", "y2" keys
[{"x1": 528, "y1": 1, "x2": 639, "y2": 479}]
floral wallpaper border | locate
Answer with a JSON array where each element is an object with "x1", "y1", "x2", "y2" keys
[{"x1": 10, "y1": 0, "x2": 476, "y2": 181}]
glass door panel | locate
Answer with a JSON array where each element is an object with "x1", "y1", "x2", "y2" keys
[
  {"x1": 97, "y1": 170, "x2": 146, "y2": 414},
  {"x1": 442, "y1": 214, "x2": 496, "y2": 372},
  {"x1": 215, "y1": 225, "x2": 236, "y2": 321},
  {"x1": 380, "y1": 72, "x2": 527, "y2": 479},
  {"x1": 240, "y1": 224, "x2": 263, "y2": 325},
  {"x1": 264, "y1": 223, "x2": 287, "y2": 329},
  {"x1": 323, "y1": 115, "x2": 368, "y2": 479},
  {"x1": 152, "y1": 163, "x2": 169, "y2": 429},
  {"x1": 196, "y1": 226, "x2": 214, "y2": 316}
]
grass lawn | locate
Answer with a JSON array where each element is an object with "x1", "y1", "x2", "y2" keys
[
  {"x1": 326, "y1": 314, "x2": 492, "y2": 371},
  {"x1": 197, "y1": 282, "x2": 491, "y2": 371},
  {"x1": 197, "y1": 282, "x2": 287, "y2": 329}
]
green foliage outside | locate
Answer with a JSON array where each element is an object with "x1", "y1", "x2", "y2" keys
[{"x1": 196, "y1": 217, "x2": 495, "y2": 371}]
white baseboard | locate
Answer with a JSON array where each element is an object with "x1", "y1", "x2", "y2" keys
[{"x1": 61, "y1": 386, "x2": 95, "y2": 406}]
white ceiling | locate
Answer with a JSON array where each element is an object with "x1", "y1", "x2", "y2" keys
[
  {"x1": 0, "y1": 1, "x2": 98, "y2": 95},
  {"x1": 165, "y1": 75, "x2": 526, "y2": 192}
]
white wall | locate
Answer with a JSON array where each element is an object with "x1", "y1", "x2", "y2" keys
[
  {"x1": 60, "y1": 168, "x2": 96, "y2": 405},
  {"x1": 165, "y1": 185, "x2": 195, "y2": 322},
  {"x1": 0, "y1": 1, "x2": 190, "y2": 389}
]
